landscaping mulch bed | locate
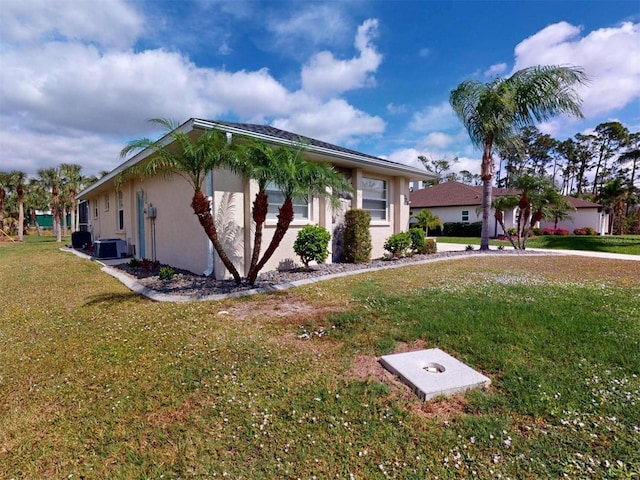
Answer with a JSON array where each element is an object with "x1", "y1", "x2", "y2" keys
[{"x1": 112, "y1": 249, "x2": 546, "y2": 297}]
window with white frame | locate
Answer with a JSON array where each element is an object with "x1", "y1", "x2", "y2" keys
[
  {"x1": 362, "y1": 177, "x2": 387, "y2": 221},
  {"x1": 265, "y1": 182, "x2": 309, "y2": 220},
  {"x1": 117, "y1": 191, "x2": 124, "y2": 230},
  {"x1": 93, "y1": 199, "x2": 99, "y2": 219},
  {"x1": 104, "y1": 194, "x2": 110, "y2": 211},
  {"x1": 461, "y1": 210, "x2": 469, "y2": 222}
]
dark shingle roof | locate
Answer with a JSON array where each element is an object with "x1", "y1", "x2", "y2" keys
[{"x1": 207, "y1": 120, "x2": 405, "y2": 167}]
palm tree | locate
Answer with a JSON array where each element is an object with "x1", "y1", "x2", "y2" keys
[
  {"x1": 121, "y1": 118, "x2": 244, "y2": 284},
  {"x1": 8, "y1": 171, "x2": 27, "y2": 241},
  {"x1": 0, "y1": 171, "x2": 10, "y2": 234},
  {"x1": 600, "y1": 178, "x2": 627, "y2": 234},
  {"x1": 38, "y1": 167, "x2": 63, "y2": 242},
  {"x1": 450, "y1": 65, "x2": 587, "y2": 250},
  {"x1": 492, "y1": 194, "x2": 520, "y2": 248},
  {"x1": 410, "y1": 209, "x2": 443, "y2": 237},
  {"x1": 60, "y1": 164, "x2": 83, "y2": 233},
  {"x1": 245, "y1": 142, "x2": 352, "y2": 285},
  {"x1": 26, "y1": 178, "x2": 49, "y2": 236}
]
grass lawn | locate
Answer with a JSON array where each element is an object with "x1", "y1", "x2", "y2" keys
[
  {"x1": 437, "y1": 234, "x2": 640, "y2": 255},
  {"x1": 1, "y1": 238, "x2": 639, "y2": 478}
]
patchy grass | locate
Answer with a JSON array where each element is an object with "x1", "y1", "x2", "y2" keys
[
  {"x1": 1, "y1": 239, "x2": 639, "y2": 478},
  {"x1": 438, "y1": 235, "x2": 640, "y2": 255}
]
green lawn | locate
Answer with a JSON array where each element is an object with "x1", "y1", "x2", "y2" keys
[
  {"x1": 437, "y1": 234, "x2": 640, "y2": 255},
  {"x1": 1, "y1": 239, "x2": 639, "y2": 478}
]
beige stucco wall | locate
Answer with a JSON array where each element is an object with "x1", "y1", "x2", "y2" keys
[{"x1": 83, "y1": 164, "x2": 414, "y2": 279}]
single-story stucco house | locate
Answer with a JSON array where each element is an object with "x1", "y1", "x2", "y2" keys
[
  {"x1": 76, "y1": 118, "x2": 435, "y2": 279},
  {"x1": 409, "y1": 181, "x2": 610, "y2": 235}
]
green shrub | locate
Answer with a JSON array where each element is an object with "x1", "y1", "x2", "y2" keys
[
  {"x1": 443, "y1": 221, "x2": 483, "y2": 237},
  {"x1": 409, "y1": 228, "x2": 426, "y2": 252},
  {"x1": 384, "y1": 232, "x2": 412, "y2": 258},
  {"x1": 465, "y1": 244, "x2": 475, "y2": 251},
  {"x1": 506, "y1": 227, "x2": 517, "y2": 236},
  {"x1": 128, "y1": 258, "x2": 141, "y2": 267},
  {"x1": 584, "y1": 226, "x2": 596, "y2": 235},
  {"x1": 531, "y1": 227, "x2": 543, "y2": 236},
  {"x1": 158, "y1": 266, "x2": 176, "y2": 281},
  {"x1": 342, "y1": 209, "x2": 371, "y2": 263},
  {"x1": 423, "y1": 238, "x2": 437, "y2": 254},
  {"x1": 293, "y1": 224, "x2": 332, "y2": 269}
]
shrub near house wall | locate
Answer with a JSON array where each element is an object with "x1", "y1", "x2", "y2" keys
[
  {"x1": 409, "y1": 228, "x2": 426, "y2": 253},
  {"x1": 293, "y1": 224, "x2": 331, "y2": 268},
  {"x1": 443, "y1": 221, "x2": 483, "y2": 237},
  {"x1": 342, "y1": 209, "x2": 372, "y2": 263},
  {"x1": 384, "y1": 232, "x2": 413, "y2": 258}
]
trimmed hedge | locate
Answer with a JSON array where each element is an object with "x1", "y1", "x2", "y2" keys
[
  {"x1": 342, "y1": 209, "x2": 372, "y2": 263},
  {"x1": 443, "y1": 221, "x2": 482, "y2": 237}
]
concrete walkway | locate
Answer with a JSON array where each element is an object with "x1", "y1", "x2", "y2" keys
[{"x1": 436, "y1": 242, "x2": 640, "y2": 261}]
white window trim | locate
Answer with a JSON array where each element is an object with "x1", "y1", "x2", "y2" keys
[
  {"x1": 362, "y1": 176, "x2": 388, "y2": 222},
  {"x1": 93, "y1": 199, "x2": 99, "y2": 219}
]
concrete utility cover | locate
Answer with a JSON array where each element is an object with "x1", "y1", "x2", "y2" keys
[{"x1": 379, "y1": 348, "x2": 491, "y2": 401}]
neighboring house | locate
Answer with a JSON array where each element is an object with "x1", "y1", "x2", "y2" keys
[
  {"x1": 76, "y1": 118, "x2": 434, "y2": 279},
  {"x1": 409, "y1": 181, "x2": 610, "y2": 236}
]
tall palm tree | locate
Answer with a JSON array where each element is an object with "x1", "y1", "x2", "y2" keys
[
  {"x1": 26, "y1": 178, "x2": 49, "y2": 236},
  {"x1": 8, "y1": 171, "x2": 27, "y2": 241},
  {"x1": 0, "y1": 171, "x2": 10, "y2": 234},
  {"x1": 450, "y1": 65, "x2": 587, "y2": 250},
  {"x1": 38, "y1": 167, "x2": 63, "y2": 242},
  {"x1": 60, "y1": 164, "x2": 83, "y2": 233},
  {"x1": 246, "y1": 144, "x2": 352, "y2": 285},
  {"x1": 121, "y1": 118, "x2": 244, "y2": 284}
]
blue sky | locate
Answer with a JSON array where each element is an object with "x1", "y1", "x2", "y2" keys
[{"x1": 1, "y1": 0, "x2": 638, "y2": 178}]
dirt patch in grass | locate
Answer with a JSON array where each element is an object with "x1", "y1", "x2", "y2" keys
[{"x1": 347, "y1": 340, "x2": 469, "y2": 420}]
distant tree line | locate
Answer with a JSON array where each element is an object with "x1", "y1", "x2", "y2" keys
[
  {"x1": 0, "y1": 164, "x2": 103, "y2": 242},
  {"x1": 420, "y1": 120, "x2": 639, "y2": 235}
]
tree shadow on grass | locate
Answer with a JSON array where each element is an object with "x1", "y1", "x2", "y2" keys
[{"x1": 84, "y1": 292, "x2": 141, "y2": 306}]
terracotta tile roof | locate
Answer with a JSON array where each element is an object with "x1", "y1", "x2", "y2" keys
[{"x1": 410, "y1": 181, "x2": 602, "y2": 209}]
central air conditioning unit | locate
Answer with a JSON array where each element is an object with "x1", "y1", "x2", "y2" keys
[{"x1": 93, "y1": 238, "x2": 128, "y2": 259}]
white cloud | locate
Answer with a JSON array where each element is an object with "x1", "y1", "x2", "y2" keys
[
  {"x1": 421, "y1": 132, "x2": 455, "y2": 149},
  {"x1": 408, "y1": 101, "x2": 458, "y2": 131},
  {"x1": 272, "y1": 98, "x2": 385, "y2": 145},
  {"x1": 0, "y1": 8, "x2": 389, "y2": 177},
  {"x1": 419, "y1": 48, "x2": 430, "y2": 58},
  {"x1": 266, "y1": 5, "x2": 350, "y2": 54},
  {"x1": 0, "y1": 129, "x2": 122, "y2": 178},
  {"x1": 0, "y1": 0, "x2": 143, "y2": 49},
  {"x1": 513, "y1": 21, "x2": 640, "y2": 117},
  {"x1": 301, "y1": 19, "x2": 382, "y2": 97},
  {"x1": 484, "y1": 63, "x2": 507, "y2": 77}
]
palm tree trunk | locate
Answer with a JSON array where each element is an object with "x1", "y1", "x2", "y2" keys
[
  {"x1": 191, "y1": 190, "x2": 241, "y2": 284},
  {"x1": 247, "y1": 198, "x2": 294, "y2": 285},
  {"x1": 18, "y1": 199, "x2": 24, "y2": 242},
  {"x1": 247, "y1": 190, "x2": 268, "y2": 282},
  {"x1": 30, "y1": 209, "x2": 42, "y2": 236},
  {"x1": 480, "y1": 179, "x2": 492, "y2": 250},
  {"x1": 479, "y1": 139, "x2": 494, "y2": 251}
]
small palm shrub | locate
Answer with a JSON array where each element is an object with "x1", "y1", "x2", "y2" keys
[
  {"x1": 409, "y1": 228, "x2": 426, "y2": 253},
  {"x1": 383, "y1": 232, "x2": 412, "y2": 258},
  {"x1": 128, "y1": 258, "x2": 141, "y2": 267},
  {"x1": 293, "y1": 224, "x2": 331, "y2": 269},
  {"x1": 158, "y1": 266, "x2": 176, "y2": 280},
  {"x1": 342, "y1": 209, "x2": 371, "y2": 263}
]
